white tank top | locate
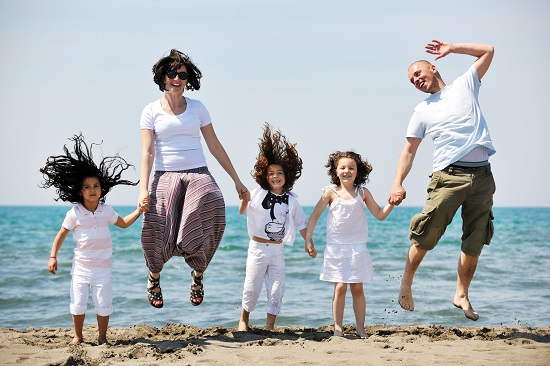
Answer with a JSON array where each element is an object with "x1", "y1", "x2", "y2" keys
[{"x1": 325, "y1": 185, "x2": 368, "y2": 245}]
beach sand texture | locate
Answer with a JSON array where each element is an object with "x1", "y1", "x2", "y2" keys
[{"x1": 1, "y1": 324, "x2": 549, "y2": 365}]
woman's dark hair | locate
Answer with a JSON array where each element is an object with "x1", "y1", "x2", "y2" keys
[
  {"x1": 39, "y1": 133, "x2": 138, "y2": 204},
  {"x1": 325, "y1": 151, "x2": 372, "y2": 186},
  {"x1": 152, "y1": 49, "x2": 202, "y2": 92},
  {"x1": 252, "y1": 123, "x2": 302, "y2": 193}
]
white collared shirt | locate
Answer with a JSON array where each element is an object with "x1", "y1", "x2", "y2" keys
[{"x1": 62, "y1": 203, "x2": 119, "y2": 277}]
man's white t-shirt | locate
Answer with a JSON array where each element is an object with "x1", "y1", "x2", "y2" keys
[{"x1": 407, "y1": 65, "x2": 496, "y2": 172}]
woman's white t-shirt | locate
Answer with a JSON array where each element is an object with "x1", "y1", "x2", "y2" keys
[{"x1": 140, "y1": 97, "x2": 211, "y2": 171}]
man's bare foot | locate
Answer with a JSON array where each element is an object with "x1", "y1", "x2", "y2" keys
[
  {"x1": 98, "y1": 338, "x2": 109, "y2": 345},
  {"x1": 71, "y1": 336, "x2": 83, "y2": 345},
  {"x1": 453, "y1": 297, "x2": 479, "y2": 321},
  {"x1": 398, "y1": 284, "x2": 414, "y2": 311},
  {"x1": 237, "y1": 320, "x2": 249, "y2": 332}
]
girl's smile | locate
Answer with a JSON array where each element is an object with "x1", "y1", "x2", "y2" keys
[
  {"x1": 336, "y1": 158, "x2": 357, "y2": 185},
  {"x1": 267, "y1": 164, "x2": 285, "y2": 194}
]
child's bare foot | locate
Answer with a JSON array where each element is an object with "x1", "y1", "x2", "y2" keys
[
  {"x1": 356, "y1": 328, "x2": 369, "y2": 339},
  {"x1": 453, "y1": 296, "x2": 479, "y2": 321},
  {"x1": 333, "y1": 328, "x2": 344, "y2": 337},
  {"x1": 398, "y1": 284, "x2": 414, "y2": 311},
  {"x1": 266, "y1": 314, "x2": 276, "y2": 331},
  {"x1": 237, "y1": 320, "x2": 249, "y2": 332},
  {"x1": 71, "y1": 336, "x2": 83, "y2": 345}
]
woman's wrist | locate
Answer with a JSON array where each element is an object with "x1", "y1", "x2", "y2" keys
[{"x1": 49, "y1": 256, "x2": 57, "y2": 259}]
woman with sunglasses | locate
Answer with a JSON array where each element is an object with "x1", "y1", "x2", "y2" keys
[{"x1": 138, "y1": 49, "x2": 249, "y2": 309}]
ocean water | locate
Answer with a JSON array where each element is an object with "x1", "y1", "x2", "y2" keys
[{"x1": 0, "y1": 206, "x2": 549, "y2": 331}]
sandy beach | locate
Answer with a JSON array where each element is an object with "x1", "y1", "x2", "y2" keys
[{"x1": 1, "y1": 324, "x2": 548, "y2": 365}]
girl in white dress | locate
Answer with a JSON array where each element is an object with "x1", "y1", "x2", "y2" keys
[{"x1": 306, "y1": 151, "x2": 393, "y2": 338}]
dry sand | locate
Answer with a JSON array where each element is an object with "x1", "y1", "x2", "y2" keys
[{"x1": 1, "y1": 324, "x2": 549, "y2": 365}]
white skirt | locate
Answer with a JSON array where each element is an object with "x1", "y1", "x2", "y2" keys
[{"x1": 320, "y1": 243, "x2": 373, "y2": 283}]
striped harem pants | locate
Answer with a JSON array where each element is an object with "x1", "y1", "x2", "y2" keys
[{"x1": 141, "y1": 167, "x2": 226, "y2": 274}]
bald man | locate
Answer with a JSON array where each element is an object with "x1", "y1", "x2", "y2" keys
[{"x1": 389, "y1": 40, "x2": 496, "y2": 321}]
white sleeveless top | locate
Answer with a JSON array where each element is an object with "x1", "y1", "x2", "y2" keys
[
  {"x1": 326, "y1": 185, "x2": 369, "y2": 245},
  {"x1": 320, "y1": 185, "x2": 373, "y2": 283}
]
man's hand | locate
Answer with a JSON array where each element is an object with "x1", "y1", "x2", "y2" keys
[
  {"x1": 389, "y1": 184, "x2": 406, "y2": 206},
  {"x1": 425, "y1": 40, "x2": 452, "y2": 61}
]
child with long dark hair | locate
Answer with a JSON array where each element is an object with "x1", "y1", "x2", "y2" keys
[{"x1": 40, "y1": 134, "x2": 143, "y2": 345}]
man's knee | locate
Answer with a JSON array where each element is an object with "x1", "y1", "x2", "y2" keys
[{"x1": 409, "y1": 205, "x2": 446, "y2": 251}]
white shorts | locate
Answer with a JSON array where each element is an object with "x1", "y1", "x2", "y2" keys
[
  {"x1": 70, "y1": 273, "x2": 113, "y2": 316},
  {"x1": 241, "y1": 240, "x2": 285, "y2": 315}
]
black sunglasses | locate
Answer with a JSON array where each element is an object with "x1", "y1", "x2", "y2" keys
[{"x1": 166, "y1": 70, "x2": 189, "y2": 80}]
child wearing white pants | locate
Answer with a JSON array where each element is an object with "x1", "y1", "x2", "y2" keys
[
  {"x1": 237, "y1": 124, "x2": 317, "y2": 332},
  {"x1": 242, "y1": 239, "x2": 286, "y2": 316}
]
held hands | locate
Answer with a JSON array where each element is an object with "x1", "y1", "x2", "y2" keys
[
  {"x1": 425, "y1": 40, "x2": 452, "y2": 61},
  {"x1": 240, "y1": 190, "x2": 250, "y2": 203},
  {"x1": 48, "y1": 257, "x2": 58, "y2": 275},
  {"x1": 236, "y1": 182, "x2": 249, "y2": 201},
  {"x1": 389, "y1": 183, "x2": 406, "y2": 206},
  {"x1": 305, "y1": 241, "x2": 317, "y2": 258},
  {"x1": 138, "y1": 191, "x2": 150, "y2": 213}
]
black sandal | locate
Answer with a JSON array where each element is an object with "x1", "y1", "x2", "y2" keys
[
  {"x1": 147, "y1": 273, "x2": 163, "y2": 308},
  {"x1": 190, "y1": 270, "x2": 204, "y2": 306}
]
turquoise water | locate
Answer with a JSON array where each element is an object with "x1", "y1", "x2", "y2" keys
[{"x1": 0, "y1": 206, "x2": 549, "y2": 330}]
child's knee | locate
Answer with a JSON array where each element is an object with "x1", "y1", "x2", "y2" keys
[
  {"x1": 70, "y1": 304, "x2": 87, "y2": 315},
  {"x1": 92, "y1": 277, "x2": 113, "y2": 315},
  {"x1": 95, "y1": 306, "x2": 113, "y2": 317},
  {"x1": 334, "y1": 283, "x2": 347, "y2": 296},
  {"x1": 350, "y1": 283, "x2": 364, "y2": 297}
]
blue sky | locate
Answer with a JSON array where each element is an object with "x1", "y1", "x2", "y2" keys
[{"x1": 1, "y1": 0, "x2": 548, "y2": 207}]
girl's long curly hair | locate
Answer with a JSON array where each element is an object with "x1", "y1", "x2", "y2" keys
[
  {"x1": 326, "y1": 151, "x2": 373, "y2": 186},
  {"x1": 252, "y1": 123, "x2": 302, "y2": 192},
  {"x1": 152, "y1": 49, "x2": 203, "y2": 92},
  {"x1": 39, "y1": 134, "x2": 138, "y2": 204}
]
